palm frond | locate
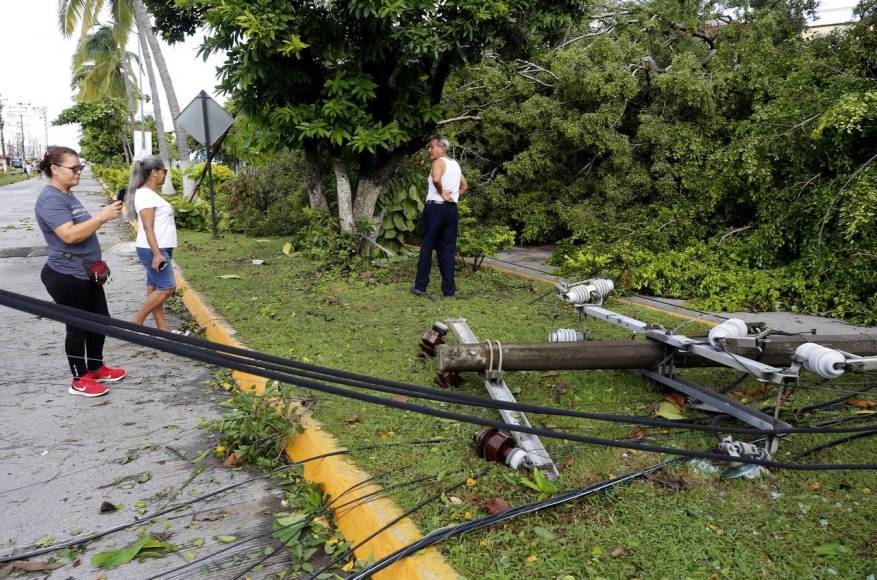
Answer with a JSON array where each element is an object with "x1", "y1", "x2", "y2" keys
[{"x1": 58, "y1": 0, "x2": 85, "y2": 37}]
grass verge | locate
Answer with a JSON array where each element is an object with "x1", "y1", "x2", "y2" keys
[
  {"x1": 0, "y1": 172, "x2": 32, "y2": 187},
  {"x1": 175, "y1": 230, "x2": 877, "y2": 579}
]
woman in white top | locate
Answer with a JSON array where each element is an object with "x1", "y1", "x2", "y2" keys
[{"x1": 125, "y1": 155, "x2": 178, "y2": 331}]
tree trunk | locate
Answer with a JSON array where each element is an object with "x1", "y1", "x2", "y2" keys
[
  {"x1": 352, "y1": 151, "x2": 405, "y2": 237},
  {"x1": 120, "y1": 54, "x2": 136, "y2": 156},
  {"x1": 132, "y1": 0, "x2": 193, "y2": 197},
  {"x1": 136, "y1": 27, "x2": 175, "y2": 195},
  {"x1": 332, "y1": 157, "x2": 354, "y2": 234},
  {"x1": 120, "y1": 129, "x2": 131, "y2": 164},
  {"x1": 304, "y1": 142, "x2": 329, "y2": 212}
]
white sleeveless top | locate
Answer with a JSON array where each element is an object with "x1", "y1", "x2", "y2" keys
[
  {"x1": 426, "y1": 157, "x2": 462, "y2": 203},
  {"x1": 134, "y1": 187, "x2": 177, "y2": 249}
]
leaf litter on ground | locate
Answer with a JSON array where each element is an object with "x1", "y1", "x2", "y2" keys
[{"x1": 91, "y1": 535, "x2": 176, "y2": 568}]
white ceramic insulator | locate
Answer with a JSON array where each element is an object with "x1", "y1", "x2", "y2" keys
[
  {"x1": 505, "y1": 447, "x2": 528, "y2": 470},
  {"x1": 564, "y1": 279, "x2": 615, "y2": 304},
  {"x1": 549, "y1": 329, "x2": 585, "y2": 342},
  {"x1": 707, "y1": 318, "x2": 749, "y2": 347},
  {"x1": 796, "y1": 343, "x2": 846, "y2": 379}
]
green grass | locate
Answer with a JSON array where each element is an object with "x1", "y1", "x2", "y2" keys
[
  {"x1": 0, "y1": 172, "x2": 31, "y2": 187},
  {"x1": 175, "y1": 230, "x2": 877, "y2": 579}
]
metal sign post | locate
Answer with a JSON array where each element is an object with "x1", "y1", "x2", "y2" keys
[
  {"x1": 200, "y1": 92, "x2": 218, "y2": 238},
  {"x1": 175, "y1": 91, "x2": 234, "y2": 239}
]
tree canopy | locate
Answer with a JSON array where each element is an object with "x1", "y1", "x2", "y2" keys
[
  {"x1": 146, "y1": 0, "x2": 584, "y2": 232},
  {"x1": 439, "y1": 0, "x2": 877, "y2": 320},
  {"x1": 55, "y1": 99, "x2": 130, "y2": 165},
  {"x1": 132, "y1": 0, "x2": 877, "y2": 321}
]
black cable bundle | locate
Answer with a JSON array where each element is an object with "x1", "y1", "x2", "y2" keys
[{"x1": 1, "y1": 289, "x2": 875, "y2": 473}]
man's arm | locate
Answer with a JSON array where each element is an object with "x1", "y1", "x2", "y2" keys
[{"x1": 459, "y1": 174, "x2": 468, "y2": 197}]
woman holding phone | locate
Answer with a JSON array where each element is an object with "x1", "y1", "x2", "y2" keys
[
  {"x1": 35, "y1": 146, "x2": 125, "y2": 397},
  {"x1": 126, "y1": 155, "x2": 178, "y2": 331}
]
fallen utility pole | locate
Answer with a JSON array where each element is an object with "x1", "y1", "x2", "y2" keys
[
  {"x1": 437, "y1": 336, "x2": 877, "y2": 373},
  {"x1": 445, "y1": 318, "x2": 560, "y2": 480}
]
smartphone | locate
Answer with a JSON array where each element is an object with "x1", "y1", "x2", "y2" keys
[
  {"x1": 116, "y1": 187, "x2": 126, "y2": 203},
  {"x1": 158, "y1": 260, "x2": 168, "y2": 271}
]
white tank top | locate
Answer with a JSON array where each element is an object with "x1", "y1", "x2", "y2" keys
[{"x1": 426, "y1": 157, "x2": 462, "y2": 203}]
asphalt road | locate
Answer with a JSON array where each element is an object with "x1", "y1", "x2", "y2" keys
[{"x1": 0, "y1": 171, "x2": 292, "y2": 577}]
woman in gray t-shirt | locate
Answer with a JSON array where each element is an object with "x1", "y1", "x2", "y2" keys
[{"x1": 34, "y1": 146, "x2": 124, "y2": 397}]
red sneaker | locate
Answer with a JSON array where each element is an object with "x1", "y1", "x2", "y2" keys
[
  {"x1": 69, "y1": 377, "x2": 109, "y2": 397},
  {"x1": 82, "y1": 365, "x2": 127, "y2": 383}
]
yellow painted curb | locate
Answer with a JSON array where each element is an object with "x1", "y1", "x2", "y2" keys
[{"x1": 173, "y1": 269, "x2": 459, "y2": 580}]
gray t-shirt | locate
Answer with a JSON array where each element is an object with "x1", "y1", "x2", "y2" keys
[{"x1": 35, "y1": 185, "x2": 102, "y2": 280}]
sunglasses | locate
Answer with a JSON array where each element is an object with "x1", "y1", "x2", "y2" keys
[{"x1": 55, "y1": 163, "x2": 86, "y2": 173}]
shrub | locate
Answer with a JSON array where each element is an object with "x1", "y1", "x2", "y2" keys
[
  {"x1": 171, "y1": 162, "x2": 236, "y2": 200},
  {"x1": 286, "y1": 208, "x2": 362, "y2": 271},
  {"x1": 92, "y1": 164, "x2": 129, "y2": 194},
  {"x1": 555, "y1": 239, "x2": 877, "y2": 323},
  {"x1": 166, "y1": 195, "x2": 230, "y2": 232},
  {"x1": 223, "y1": 150, "x2": 309, "y2": 236},
  {"x1": 456, "y1": 202, "x2": 516, "y2": 271},
  {"x1": 378, "y1": 183, "x2": 422, "y2": 255}
]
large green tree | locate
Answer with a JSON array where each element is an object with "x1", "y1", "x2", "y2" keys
[
  {"x1": 55, "y1": 99, "x2": 130, "y2": 165},
  {"x1": 442, "y1": 0, "x2": 877, "y2": 320},
  {"x1": 147, "y1": 0, "x2": 583, "y2": 236}
]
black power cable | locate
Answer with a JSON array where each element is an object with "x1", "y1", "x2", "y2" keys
[
  {"x1": 347, "y1": 458, "x2": 683, "y2": 579},
  {"x1": 149, "y1": 467, "x2": 449, "y2": 580},
  {"x1": 228, "y1": 467, "x2": 478, "y2": 580},
  {"x1": 0, "y1": 450, "x2": 347, "y2": 564},
  {"x1": 0, "y1": 439, "x2": 445, "y2": 564},
  {"x1": 1, "y1": 291, "x2": 876, "y2": 471},
  {"x1": 305, "y1": 467, "x2": 490, "y2": 580},
  {"x1": 793, "y1": 430, "x2": 877, "y2": 459},
  {"x1": 2, "y1": 288, "x2": 875, "y2": 437}
]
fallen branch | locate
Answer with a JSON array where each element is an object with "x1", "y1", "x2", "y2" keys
[
  {"x1": 436, "y1": 115, "x2": 483, "y2": 126},
  {"x1": 719, "y1": 224, "x2": 754, "y2": 243}
]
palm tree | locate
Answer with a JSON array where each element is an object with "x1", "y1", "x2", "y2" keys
[
  {"x1": 135, "y1": 23, "x2": 175, "y2": 193},
  {"x1": 131, "y1": 0, "x2": 193, "y2": 197},
  {"x1": 58, "y1": 0, "x2": 192, "y2": 194},
  {"x1": 60, "y1": 0, "x2": 136, "y2": 116},
  {"x1": 71, "y1": 24, "x2": 140, "y2": 161}
]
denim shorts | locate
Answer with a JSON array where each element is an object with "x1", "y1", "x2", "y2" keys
[{"x1": 135, "y1": 247, "x2": 176, "y2": 290}]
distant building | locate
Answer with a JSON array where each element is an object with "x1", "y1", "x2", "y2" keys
[{"x1": 803, "y1": 21, "x2": 854, "y2": 38}]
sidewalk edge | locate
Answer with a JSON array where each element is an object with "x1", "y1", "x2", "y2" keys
[
  {"x1": 173, "y1": 269, "x2": 458, "y2": 580},
  {"x1": 467, "y1": 256, "x2": 718, "y2": 328}
]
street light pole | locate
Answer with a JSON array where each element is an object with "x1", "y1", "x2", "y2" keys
[
  {"x1": 19, "y1": 113, "x2": 25, "y2": 164},
  {"x1": 0, "y1": 98, "x2": 6, "y2": 174}
]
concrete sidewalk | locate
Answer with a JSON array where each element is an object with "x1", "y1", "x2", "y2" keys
[
  {"x1": 0, "y1": 171, "x2": 291, "y2": 577},
  {"x1": 484, "y1": 246, "x2": 877, "y2": 336}
]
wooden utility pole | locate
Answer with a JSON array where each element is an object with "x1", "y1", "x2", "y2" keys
[{"x1": 437, "y1": 335, "x2": 877, "y2": 372}]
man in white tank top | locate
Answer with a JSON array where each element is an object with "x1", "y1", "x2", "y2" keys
[{"x1": 413, "y1": 135, "x2": 468, "y2": 297}]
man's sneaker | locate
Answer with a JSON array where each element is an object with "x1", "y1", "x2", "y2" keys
[
  {"x1": 69, "y1": 377, "x2": 109, "y2": 397},
  {"x1": 82, "y1": 364, "x2": 127, "y2": 383},
  {"x1": 411, "y1": 287, "x2": 427, "y2": 296}
]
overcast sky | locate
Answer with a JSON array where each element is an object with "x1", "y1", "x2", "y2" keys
[
  {"x1": 0, "y1": 0, "x2": 859, "y2": 157},
  {"x1": 0, "y1": 0, "x2": 225, "y2": 155}
]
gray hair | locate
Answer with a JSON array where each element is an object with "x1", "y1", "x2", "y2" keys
[
  {"x1": 428, "y1": 135, "x2": 450, "y2": 151},
  {"x1": 125, "y1": 155, "x2": 165, "y2": 218}
]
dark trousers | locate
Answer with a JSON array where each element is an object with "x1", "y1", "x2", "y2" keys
[
  {"x1": 41, "y1": 264, "x2": 109, "y2": 378},
  {"x1": 414, "y1": 202, "x2": 458, "y2": 296}
]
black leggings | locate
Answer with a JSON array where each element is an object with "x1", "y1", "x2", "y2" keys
[{"x1": 41, "y1": 264, "x2": 109, "y2": 378}]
